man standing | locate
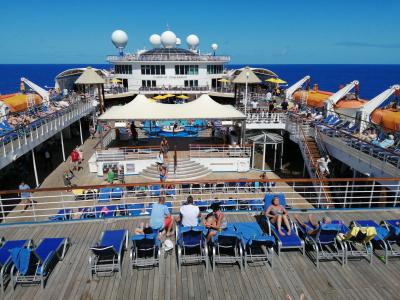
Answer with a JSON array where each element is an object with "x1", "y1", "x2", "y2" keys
[
  {"x1": 150, "y1": 197, "x2": 173, "y2": 237},
  {"x1": 177, "y1": 196, "x2": 201, "y2": 227},
  {"x1": 317, "y1": 155, "x2": 331, "y2": 176},
  {"x1": 19, "y1": 181, "x2": 33, "y2": 211}
]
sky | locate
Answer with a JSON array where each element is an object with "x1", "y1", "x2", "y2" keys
[{"x1": 0, "y1": 0, "x2": 399, "y2": 64}]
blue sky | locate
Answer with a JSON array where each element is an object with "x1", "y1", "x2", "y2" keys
[{"x1": 0, "y1": 0, "x2": 399, "y2": 64}]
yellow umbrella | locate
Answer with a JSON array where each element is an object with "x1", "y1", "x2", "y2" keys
[
  {"x1": 176, "y1": 95, "x2": 189, "y2": 99},
  {"x1": 111, "y1": 78, "x2": 123, "y2": 84},
  {"x1": 164, "y1": 93, "x2": 175, "y2": 98},
  {"x1": 266, "y1": 78, "x2": 287, "y2": 84},
  {"x1": 153, "y1": 95, "x2": 167, "y2": 100},
  {"x1": 217, "y1": 78, "x2": 230, "y2": 83}
]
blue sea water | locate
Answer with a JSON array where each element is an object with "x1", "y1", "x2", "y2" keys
[{"x1": 0, "y1": 64, "x2": 399, "y2": 99}]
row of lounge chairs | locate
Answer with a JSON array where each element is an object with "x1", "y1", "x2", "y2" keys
[{"x1": 0, "y1": 237, "x2": 69, "y2": 291}]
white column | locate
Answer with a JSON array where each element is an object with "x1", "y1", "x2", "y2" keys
[
  {"x1": 262, "y1": 143, "x2": 266, "y2": 170},
  {"x1": 60, "y1": 130, "x2": 66, "y2": 162},
  {"x1": 79, "y1": 118, "x2": 84, "y2": 145},
  {"x1": 32, "y1": 149, "x2": 39, "y2": 188},
  {"x1": 252, "y1": 142, "x2": 255, "y2": 168},
  {"x1": 244, "y1": 79, "x2": 248, "y2": 116},
  {"x1": 280, "y1": 141, "x2": 284, "y2": 170},
  {"x1": 273, "y1": 144, "x2": 277, "y2": 171}
]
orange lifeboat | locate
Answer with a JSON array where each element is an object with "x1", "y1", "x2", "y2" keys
[
  {"x1": 293, "y1": 90, "x2": 333, "y2": 108},
  {"x1": 0, "y1": 93, "x2": 42, "y2": 112},
  {"x1": 371, "y1": 108, "x2": 400, "y2": 132}
]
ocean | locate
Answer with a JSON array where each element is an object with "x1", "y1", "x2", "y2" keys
[{"x1": 0, "y1": 64, "x2": 399, "y2": 99}]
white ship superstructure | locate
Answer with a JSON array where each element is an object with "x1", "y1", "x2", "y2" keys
[{"x1": 107, "y1": 29, "x2": 230, "y2": 94}]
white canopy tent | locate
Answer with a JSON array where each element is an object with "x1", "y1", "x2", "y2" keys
[
  {"x1": 98, "y1": 94, "x2": 246, "y2": 121},
  {"x1": 248, "y1": 132, "x2": 284, "y2": 171}
]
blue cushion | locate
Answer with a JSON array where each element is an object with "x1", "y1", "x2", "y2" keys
[
  {"x1": 100, "y1": 230, "x2": 126, "y2": 253},
  {"x1": 35, "y1": 238, "x2": 65, "y2": 262},
  {"x1": 0, "y1": 240, "x2": 28, "y2": 265}
]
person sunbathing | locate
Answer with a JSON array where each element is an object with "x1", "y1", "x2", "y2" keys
[
  {"x1": 294, "y1": 214, "x2": 331, "y2": 235},
  {"x1": 264, "y1": 197, "x2": 291, "y2": 236}
]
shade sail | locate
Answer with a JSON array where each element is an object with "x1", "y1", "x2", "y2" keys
[
  {"x1": 98, "y1": 94, "x2": 246, "y2": 121},
  {"x1": 75, "y1": 67, "x2": 105, "y2": 85},
  {"x1": 232, "y1": 67, "x2": 261, "y2": 84}
]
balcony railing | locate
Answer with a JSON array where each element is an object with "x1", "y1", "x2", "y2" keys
[
  {"x1": 0, "y1": 177, "x2": 398, "y2": 224},
  {"x1": 107, "y1": 54, "x2": 230, "y2": 62},
  {"x1": 189, "y1": 144, "x2": 251, "y2": 158},
  {"x1": 139, "y1": 86, "x2": 210, "y2": 92}
]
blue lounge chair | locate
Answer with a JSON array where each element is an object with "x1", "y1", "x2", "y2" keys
[
  {"x1": 336, "y1": 221, "x2": 374, "y2": 264},
  {"x1": 48, "y1": 209, "x2": 72, "y2": 221},
  {"x1": 95, "y1": 205, "x2": 117, "y2": 218},
  {"x1": 297, "y1": 221, "x2": 345, "y2": 268},
  {"x1": 211, "y1": 226, "x2": 243, "y2": 270},
  {"x1": 130, "y1": 233, "x2": 160, "y2": 271},
  {"x1": 380, "y1": 220, "x2": 400, "y2": 263},
  {"x1": 111, "y1": 187, "x2": 124, "y2": 200},
  {"x1": 10, "y1": 237, "x2": 69, "y2": 289},
  {"x1": 264, "y1": 193, "x2": 289, "y2": 210},
  {"x1": 127, "y1": 203, "x2": 148, "y2": 216},
  {"x1": 149, "y1": 185, "x2": 161, "y2": 197},
  {"x1": 233, "y1": 222, "x2": 275, "y2": 267},
  {"x1": 262, "y1": 216, "x2": 304, "y2": 255},
  {"x1": 98, "y1": 187, "x2": 112, "y2": 203},
  {"x1": 176, "y1": 226, "x2": 208, "y2": 270},
  {"x1": 195, "y1": 200, "x2": 209, "y2": 212},
  {"x1": 247, "y1": 199, "x2": 264, "y2": 211},
  {"x1": 89, "y1": 229, "x2": 128, "y2": 278},
  {"x1": 0, "y1": 238, "x2": 31, "y2": 292}
]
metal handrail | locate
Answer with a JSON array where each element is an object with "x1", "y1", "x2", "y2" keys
[
  {"x1": 107, "y1": 54, "x2": 230, "y2": 62},
  {"x1": 0, "y1": 178, "x2": 398, "y2": 224},
  {"x1": 189, "y1": 144, "x2": 251, "y2": 158}
]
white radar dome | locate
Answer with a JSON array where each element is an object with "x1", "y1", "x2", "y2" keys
[
  {"x1": 211, "y1": 43, "x2": 218, "y2": 51},
  {"x1": 176, "y1": 38, "x2": 181, "y2": 46},
  {"x1": 161, "y1": 30, "x2": 177, "y2": 48},
  {"x1": 186, "y1": 34, "x2": 199, "y2": 49},
  {"x1": 149, "y1": 34, "x2": 161, "y2": 47},
  {"x1": 111, "y1": 30, "x2": 128, "y2": 49}
]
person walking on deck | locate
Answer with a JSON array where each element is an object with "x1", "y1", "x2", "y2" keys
[{"x1": 19, "y1": 181, "x2": 34, "y2": 211}]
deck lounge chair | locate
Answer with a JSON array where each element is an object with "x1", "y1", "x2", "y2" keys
[
  {"x1": 211, "y1": 226, "x2": 243, "y2": 270},
  {"x1": 0, "y1": 239, "x2": 31, "y2": 292},
  {"x1": 48, "y1": 209, "x2": 72, "y2": 221},
  {"x1": 380, "y1": 220, "x2": 400, "y2": 263},
  {"x1": 336, "y1": 221, "x2": 374, "y2": 264},
  {"x1": 89, "y1": 229, "x2": 128, "y2": 278},
  {"x1": 232, "y1": 222, "x2": 275, "y2": 267},
  {"x1": 297, "y1": 222, "x2": 345, "y2": 268},
  {"x1": 95, "y1": 205, "x2": 117, "y2": 218},
  {"x1": 176, "y1": 226, "x2": 208, "y2": 270},
  {"x1": 130, "y1": 233, "x2": 160, "y2": 271},
  {"x1": 10, "y1": 237, "x2": 69, "y2": 289},
  {"x1": 98, "y1": 187, "x2": 112, "y2": 203},
  {"x1": 261, "y1": 216, "x2": 304, "y2": 255}
]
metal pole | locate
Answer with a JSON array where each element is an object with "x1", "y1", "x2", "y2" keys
[
  {"x1": 262, "y1": 143, "x2": 266, "y2": 171},
  {"x1": 244, "y1": 74, "x2": 249, "y2": 116},
  {"x1": 280, "y1": 141, "x2": 284, "y2": 170},
  {"x1": 273, "y1": 144, "x2": 277, "y2": 171},
  {"x1": 79, "y1": 118, "x2": 84, "y2": 145},
  {"x1": 60, "y1": 130, "x2": 66, "y2": 162},
  {"x1": 32, "y1": 149, "x2": 39, "y2": 188},
  {"x1": 252, "y1": 142, "x2": 255, "y2": 168}
]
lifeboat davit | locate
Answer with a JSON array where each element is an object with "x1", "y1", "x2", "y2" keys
[{"x1": 0, "y1": 93, "x2": 42, "y2": 112}]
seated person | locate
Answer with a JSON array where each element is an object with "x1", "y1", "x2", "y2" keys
[
  {"x1": 150, "y1": 197, "x2": 174, "y2": 237},
  {"x1": 176, "y1": 196, "x2": 201, "y2": 227},
  {"x1": 294, "y1": 214, "x2": 331, "y2": 235},
  {"x1": 375, "y1": 134, "x2": 395, "y2": 148},
  {"x1": 204, "y1": 202, "x2": 226, "y2": 241},
  {"x1": 264, "y1": 196, "x2": 291, "y2": 236},
  {"x1": 135, "y1": 222, "x2": 153, "y2": 235}
]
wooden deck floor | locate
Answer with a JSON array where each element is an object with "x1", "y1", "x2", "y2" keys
[{"x1": 1, "y1": 210, "x2": 400, "y2": 300}]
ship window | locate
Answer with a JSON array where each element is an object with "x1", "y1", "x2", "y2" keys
[
  {"x1": 175, "y1": 65, "x2": 199, "y2": 75},
  {"x1": 115, "y1": 64, "x2": 132, "y2": 74},
  {"x1": 207, "y1": 65, "x2": 223, "y2": 74},
  {"x1": 184, "y1": 80, "x2": 198, "y2": 87},
  {"x1": 142, "y1": 80, "x2": 156, "y2": 87},
  {"x1": 141, "y1": 65, "x2": 165, "y2": 75}
]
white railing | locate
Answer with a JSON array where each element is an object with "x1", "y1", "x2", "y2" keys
[
  {"x1": 0, "y1": 178, "x2": 398, "y2": 224},
  {"x1": 189, "y1": 144, "x2": 251, "y2": 158},
  {"x1": 139, "y1": 86, "x2": 210, "y2": 92},
  {"x1": 246, "y1": 112, "x2": 287, "y2": 124},
  {"x1": 107, "y1": 54, "x2": 230, "y2": 62},
  {"x1": 0, "y1": 100, "x2": 95, "y2": 169},
  {"x1": 96, "y1": 146, "x2": 160, "y2": 161}
]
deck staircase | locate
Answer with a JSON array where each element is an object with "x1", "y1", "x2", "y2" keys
[
  {"x1": 297, "y1": 123, "x2": 333, "y2": 207},
  {"x1": 139, "y1": 158, "x2": 212, "y2": 181}
]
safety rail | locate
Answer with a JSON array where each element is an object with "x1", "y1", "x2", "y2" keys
[
  {"x1": 246, "y1": 112, "x2": 287, "y2": 124},
  {"x1": 0, "y1": 178, "x2": 398, "y2": 225},
  {"x1": 139, "y1": 86, "x2": 210, "y2": 92},
  {"x1": 0, "y1": 100, "x2": 95, "y2": 170},
  {"x1": 96, "y1": 146, "x2": 160, "y2": 161},
  {"x1": 107, "y1": 54, "x2": 230, "y2": 62},
  {"x1": 189, "y1": 144, "x2": 251, "y2": 158}
]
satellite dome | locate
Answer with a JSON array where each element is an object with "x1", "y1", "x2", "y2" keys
[
  {"x1": 111, "y1": 30, "x2": 128, "y2": 49},
  {"x1": 176, "y1": 38, "x2": 181, "y2": 46},
  {"x1": 186, "y1": 34, "x2": 199, "y2": 49},
  {"x1": 211, "y1": 43, "x2": 218, "y2": 51},
  {"x1": 149, "y1": 34, "x2": 161, "y2": 47},
  {"x1": 161, "y1": 30, "x2": 177, "y2": 48}
]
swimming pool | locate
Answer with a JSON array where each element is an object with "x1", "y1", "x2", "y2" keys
[{"x1": 142, "y1": 120, "x2": 208, "y2": 138}]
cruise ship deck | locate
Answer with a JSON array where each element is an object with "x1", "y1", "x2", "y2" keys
[{"x1": 1, "y1": 209, "x2": 400, "y2": 300}]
